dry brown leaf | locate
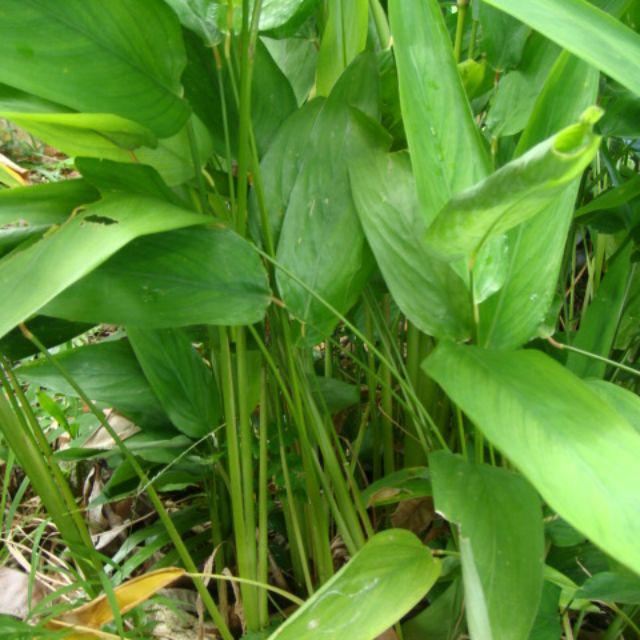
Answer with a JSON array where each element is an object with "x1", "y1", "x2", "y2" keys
[
  {"x1": 46, "y1": 567, "x2": 185, "y2": 638},
  {"x1": 376, "y1": 629, "x2": 399, "y2": 640},
  {"x1": 390, "y1": 497, "x2": 435, "y2": 535}
]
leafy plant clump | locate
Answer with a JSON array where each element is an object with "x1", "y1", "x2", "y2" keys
[{"x1": 1, "y1": 0, "x2": 640, "y2": 638}]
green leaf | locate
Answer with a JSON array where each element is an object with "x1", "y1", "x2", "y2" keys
[
  {"x1": 482, "y1": 0, "x2": 640, "y2": 98},
  {"x1": 350, "y1": 151, "x2": 472, "y2": 340},
  {"x1": 75, "y1": 158, "x2": 185, "y2": 206},
  {"x1": 316, "y1": 0, "x2": 369, "y2": 96},
  {"x1": 361, "y1": 467, "x2": 431, "y2": 508},
  {"x1": 0, "y1": 0, "x2": 189, "y2": 137},
  {"x1": 478, "y1": 1, "x2": 530, "y2": 71},
  {"x1": 402, "y1": 580, "x2": 464, "y2": 640},
  {"x1": 529, "y1": 583, "x2": 562, "y2": 640},
  {"x1": 424, "y1": 342, "x2": 640, "y2": 576},
  {"x1": 0, "y1": 111, "x2": 157, "y2": 162},
  {"x1": 487, "y1": 34, "x2": 561, "y2": 138},
  {"x1": 0, "y1": 317, "x2": 93, "y2": 361},
  {"x1": 425, "y1": 107, "x2": 602, "y2": 260},
  {"x1": 577, "y1": 571, "x2": 640, "y2": 604},
  {"x1": 0, "y1": 195, "x2": 209, "y2": 340},
  {"x1": 275, "y1": 54, "x2": 390, "y2": 337},
  {"x1": 430, "y1": 451, "x2": 544, "y2": 640},
  {"x1": 268, "y1": 529, "x2": 440, "y2": 640},
  {"x1": 566, "y1": 245, "x2": 634, "y2": 378},
  {"x1": 586, "y1": 379, "x2": 640, "y2": 435},
  {"x1": 42, "y1": 227, "x2": 271, "y2": 328},
  {"x1": 575, "y1": 174, "x2": 640, "y2": 219},
  {"x1": 15, "y1": 339, "x2": 168, "y2": 428},
  {"x1": 389, "y1": 0, "x2": 490, "y2": 224},
  {"x1": 0, "y1": 180, "x2": 99, "y2": 226},
  {"x1": 479, "y1": 53, "x2": 600, "y2": 348},
  {"x1": 127, "y1": 327, "x2": 220, "y2": 438}
]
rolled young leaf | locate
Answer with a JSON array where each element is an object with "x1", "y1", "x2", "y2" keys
[
  {"x1": 431, "y1": 451, "x2": 544, "y2": 640},
  {"x1": 424, "y1": 342, "x2": 640, "y2": 576},
  {"x1": 268, "y1": 529, "x2": 440, "y2": 640},
  {"x1": 425, "y1": 107, "x2": 602, "y2": 260}
]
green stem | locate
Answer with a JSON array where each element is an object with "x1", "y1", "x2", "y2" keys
[
  {"x1": 454, "y1": 0, "x2": 469, "y2": 63},
  {"x1": 369, "y1": 0, "x2": 391, "y2": 48}
]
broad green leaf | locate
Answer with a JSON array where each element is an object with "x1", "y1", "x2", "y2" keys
[
  {"x1": 482, "y1": 0, "x2": 640, "y2": 98},
  {"x1": 478, "y1": 1, "x2": 530, "y2": 71},
  {"x1": 15, "y1": 339, "x2": 168, "y2": 428},
  {"x1": 529, "y1": 583, "x2": 562, "y2": 640},
  {"x1": 389, "y1": 0, "x2": 490, "y2": 224},
  {"x1": 480, "y1": 53, "x2": 600, "y2": 348},
  {"x1": 577, "y1": 571, "x2": 640, "y2": 604},
  {"x1": 264, "y1": 36, "x2": 318, "y2": 105},
  {"x1": 0, "y1": 317, "x2": 93, "y2": 362},
  {"x1": 275, "y1": 54, "x2": 390, "y2": 337},
  {"x1": 0, "y1": 226, "x2": 49, "y2": 260},
  {"x1": 487, "y1": 34, "x2": 561, "y2": 138},
  {"x1": 425, "y1": 107, "x2": 602, "y2": 260},
  {"x1": 430, "y1": 451, "x2": 544, "y2": 640},
  {"x1": 316, "y1": 0, "x2": 369, "y2": 96},
  {"x1": 575, "y1": 174, "x2": 640, "y2": 219},
  {"x1": 182, "y1": 33, "x2": 296, "y2": 158},
  {"x1": 268, "y1": 529, "x2": 440, "y2": 640},
  {"x1": 0, "y1": 112, "x2": 157, "y2": 162},
  {"x1": 310, "y1": 376, "x2": 359, "y2": 414},
  {"x1": 75, "y1": 158, "x2": 185, "y2": 206},
  {"x1": 402, "y1": 580, "x2": 464, "y2": 640},
  {"x1": 0, "y1": 180, "x2": 99, "y2": 226},
  {"x1": 587, "y1": 379, "x2": 640, "y2": 435},
  {"x1": 600, "y1": 82, "x2": 640, "y2": 137},
  {"x1": 424, "y1": 342, "x2": 640, "y2": 575},
  {"x1": 42, "y1": 227, "x2": 271, "y2": 328},
  {"x1": 350, "y1": 151, "x2": 472, "y2": 340},
  {"x1": 361, "y1": 467, "x2": 431, "y2": 508},
  {"x1": 0, "y1": 0, "x2": 189, "y2": 137},
  {"x1": 128, "y1": 327, "x2": 220, "y2": 438},
  {"x1": 566, "y1": 245, "x2": 634, "y2": 378},
  {"x1": 0, "y1": 195, "x2": 209, "y2": 340}
]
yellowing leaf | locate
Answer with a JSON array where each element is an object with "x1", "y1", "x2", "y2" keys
[{"x1": 46, "y1": 567, "x2": 185, "y2": 637}]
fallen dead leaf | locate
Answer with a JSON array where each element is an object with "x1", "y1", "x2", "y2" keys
[
  {"x1": 390, "y1": 497, "x2": 435, "y2": 535},
  {"x1": 46, "y1": 567, "x2": 185, "y2": 638}
]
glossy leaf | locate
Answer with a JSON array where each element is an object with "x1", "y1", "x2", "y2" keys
[
  {"x1": 0, "y1": 180, "x2": 99, "y2": 226},
  {"x1": 269, "y1": 529, "x2": 440, "y2": 640},
  {"x1": 127, "y1": 327, "x2": 220, "y2": 438},
  {"x1": 478, "y1": 1, "x2": 530, "y2": 71},
  {"x1": 0, "y1": 0, "x2": 189, "y2": 137},
  {"x1": 425, "y1": 108, "x2": 602, "y2": 260},
  {"x1": 42, "y1": 226, "x2": 271, "y2": 328},
  {"x1": 275, "y1": 55, "x2": 390, "y2": 337},
  {"x1": 0, "y1": 317, "x2": 93, "y2": 362},
  {"x1": 566, "y1": 245, "x2": 634, "y2": 378},
  {"x1": 587, "y1": 379, "x2": 640, "y2": 436},
  {"x1": 487, "y1": 34, "x2": 560, "y2": 138},
  {"x1": 430, "y1": 451, "x2": 544, "y2": 640},
  {"x1": 0, "y1": 195, "x2": 209, "y2": 340},
  {"x1": 0, "y1": 111, "x2": 157, "y2": 163},
  {"x1": 316, "y1": 0, "x2": 368, "y2": 96},
  {"x1": 424, "y1": 342, "x2": 640, "y2": 575},
  {"x1": 350, "y1": 151, "x2": 472, "y2": 340},
  {"x1": 482, "y1": 0, "x2": 640, "y2": 98},
  {"x1": 0, "y1": 0, "x2": 188, "y2": 137},
  {"x1": 15, "y1": 339, "x2": 168, "y2": 428},
  {"x1": 577, "y1": 571, "x2": 640, "y2": 604},
  {"x1": 389, "y1": 0, "x2": 490, "y2": 224},
  {"x1": 479, "y1": 53, "x2": 600, "y2": 348}
]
